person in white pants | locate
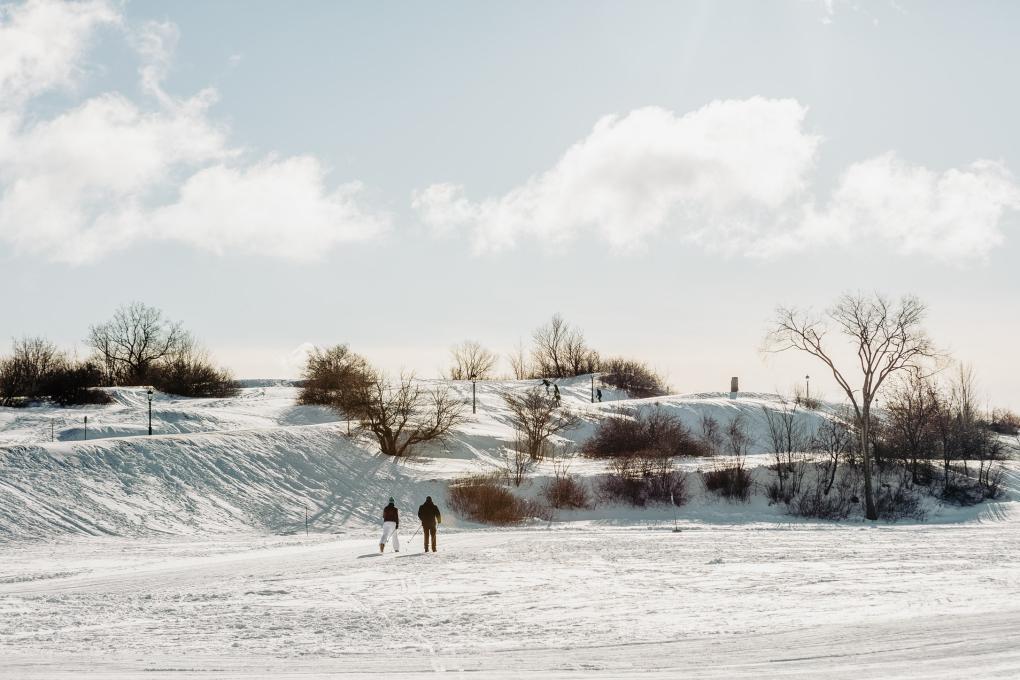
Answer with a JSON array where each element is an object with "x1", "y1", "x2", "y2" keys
[{"x1": 379, "y1": 497, "x2": 400, "y2": 553}]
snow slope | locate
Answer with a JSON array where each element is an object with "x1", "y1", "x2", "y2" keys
[{"x1": 1, "y1": 379, "x2": 1016, "y2": 541}]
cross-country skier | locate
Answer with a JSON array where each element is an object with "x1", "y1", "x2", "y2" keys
[
  {"x1": 379, "y1": 497, "x2": 400, "y2": 553},
  {"x1": 417, "y1": 496, "x2": 442, "y2": 553},
  {"x1": 596, "y1": 388, "x2": 603, "y2": 402},
  {"x1": 553, "y1": 383, "x2": 561, "y2": 404},
  {"x1": 541, "y1": 378, "x2": 551, "y2": 394}
]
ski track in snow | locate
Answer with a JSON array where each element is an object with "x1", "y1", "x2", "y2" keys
[{"x1": 1, "y1": 379, "x2": 1019, "y2": 678}]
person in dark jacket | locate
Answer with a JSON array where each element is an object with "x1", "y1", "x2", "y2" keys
[
  {"x1": 417, "y1": 496, "x2": 442, "y2": 553},
  {"x1": 380, "y1": 497, "x2": 400, "y2": 553}
]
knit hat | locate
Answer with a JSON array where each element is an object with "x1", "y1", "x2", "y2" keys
[{"x1": 388, "y1": 497, "x2": 394, "y2": 504}]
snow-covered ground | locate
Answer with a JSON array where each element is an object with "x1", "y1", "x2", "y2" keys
[{"x1": 1, "y1": 378, "x2": 1018, "y2": 677}]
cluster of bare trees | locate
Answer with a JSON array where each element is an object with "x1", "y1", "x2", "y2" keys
[
  {"x1": 0, "y1": 337, "x2": 107, "y2": 406},
  {"x1": 766, "y1": 292, "x2": 1010, "y2": 518},
  {"x1": 300, "y1": 344, "x2": 465, "y2": 457},
  {"x1": 87, "y1": 302, "x2": 237, "y2": 397},
  {"x1": 449, "y1": 313, "x2": 669, "y2": 399},
  {"x1": 881, "y1": 365, "x2": 1006, "y2": 500},
  {"x1": 0, "y1": 303, "x2": 237, "y2": 404},
  {"x1": 766, "y1": 292, "x2": 937, "y2": 520}
]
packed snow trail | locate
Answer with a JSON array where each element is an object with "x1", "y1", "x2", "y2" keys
[{"x1": 1, "y1": 522, "x2": 1018, "y2": 678}]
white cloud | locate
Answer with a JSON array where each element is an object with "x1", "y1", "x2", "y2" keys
[
  {"x1": 0, "y1": 0, "x2": 388, "y2": 264},
  {"x1": 150, "y1": 158, "x2": 387, "y2": 259},
  {"x1": 414, "y1": 99, "x2": 1019, "y2": 263},
  {"x1": 0, "y1": 0, "x2": 118, "y2": 107},
  {"x1": 800, "y1": 154, "x2": 1020, "y2": 262}
]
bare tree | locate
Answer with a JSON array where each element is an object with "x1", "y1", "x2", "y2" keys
[
  {"x1": 885, "y1": 370, "x2": 940, "y2": 484},
  {"x1": 531, "y1": 314, "x2": 597, "y2": 378},
  {"x1": 811, "y1": 412, "x2": 854, "y2": 495},
  {"x1": 502, "y1": 387, "x2": 581, "y2": 460},
  {"x1": 88, "y1": 302, "x2": 188, "y2": 383},
  {"x1": 761, "y1": 401, "x2": 806, "y2": 495},
  {"x1": 351, "y1": 372, "x2": 466, "y2": 457},
  {"x1": 448, "y1": 340, "x2": 497, "y2": 380},
  {"x1": 765, "y1": 293, "x2": 937, "y2": 520},
  {"x1": 507, "y1": 339, "x2": 532, "y2": 380},
  {"x1": 726, "y1": 413, "x2": 752, "y2": 458},
  {"x1": 699, "y1": 413, "x2": 723, "y2": 454}
]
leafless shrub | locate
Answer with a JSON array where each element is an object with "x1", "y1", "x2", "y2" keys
[
  {"x1": 448, "y1": 340, "x2": 497, "y2": 380},
  {"x1": 150, "y1": 342, "x2": 238, "y2": 398},
  {"x1": 598, "y1": 357, "x2": 668, "y2": 398},
  {"x1": 0, "y1": 337, "x2": 62, "y2": 405},
  {"x1": 702, "y1": 464, "x2": 752, "y2": 502},
  {"x1": 698, "y1": 414, "x2": 723, "y2": 454},
  {"x1": 501, "y1": 440, "x2": 535, "y2": 487},
  {"x1": 502, "y1": 387, "x2": 581, "y2": 460},
  {"x1": 448, "y1": 474, "x2": 543, "y2": 524},
  {"x1": 597, "y1": 452, "x2": 687, "y2": 507},
  {"x1": 541, "y1": 462, "x2": 592, "y2": 509},
  {"x1": 299, "y1": 344, "x2": 374, "y2": 418},
  {"x1": 726, "y1": 413, "x2": 753, "y2": 457},
  {"x1": 42, "y1": 361, "x2": 112, "y2": 405},
  {"x1": 0, "y1": 339, "x2": 111, "y2": 406},
  {"x1": 584, "y1": 408, "x2": 706, "y2": 458},
  {"x1": 988, "y1": 408, "x2": 1020, "y2": 436}
]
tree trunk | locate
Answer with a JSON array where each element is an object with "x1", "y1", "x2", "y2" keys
[{"x1": 861, "y1": 411, "x2": 877, "y2": 520}]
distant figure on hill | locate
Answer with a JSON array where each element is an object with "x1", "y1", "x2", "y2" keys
[
  {"x1": 596, "y1": 388, "x2": 603, "y2": 402},
  {"x1": 379, "y1": 497, "x2": 400, "y2": 553},
  {"x1": 417, "y1": 496, "x2": 442, "y2": 553},
  {"x1": 541, "y1": 378, "x2": 551, "y2": 394}
]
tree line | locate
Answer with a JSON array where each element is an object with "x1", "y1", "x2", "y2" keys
[{"x1": 0, "y1": 302, "x2": 237, "y2": 406}]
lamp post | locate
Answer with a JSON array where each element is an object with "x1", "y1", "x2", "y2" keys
[
  {"x1": 147, "y1": 388, "x2": 154, "y2": 435},
  {"x1": 83, "y1": 415, "x2": 88, "y2": 441},
  {"x1": 591, "y1": 374, "x2": 595, "y2": 403},
  {"x1": 805, "y1": 375, "x2": 810, "y2": 402},
  {"x1": 470, "y1": 374, "x2": 477, "y2": 414}
]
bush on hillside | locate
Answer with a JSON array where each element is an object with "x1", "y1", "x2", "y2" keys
[
  {"x1": 150, "y1": 352, "x2": 239, "y2": 398},
  {"x1": 541, "y1": 465, "x2": 592, "y2": 510},
  {"x1": 584, "y1": 408, "x2": 707, "y2": 458},
  {"x1": 987, "y1": 409, "x2": 1020, "y2": 436},
  {"x1": 702, "y1": 465, "x2": 752, "y2": 502},
  {"x1": 597, "y1": 453, "x2": 688, "y2": 508},
  {"x1": 448, "y1": 474, "x2": 545, "y2": 525},
  {"x1": 598, "y1": 357, "x2": 668, "y2": 398},
  {"x1": 42, "y1": 361, "x2": 112, "y2": 405}
]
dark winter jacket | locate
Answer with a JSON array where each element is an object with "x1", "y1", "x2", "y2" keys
[
  {"x1": 383, "y1": 503, "x2": 399, "y2": 528},
  {"x1": 417, "y1": 500, "x2": 442, "y2": 528}
]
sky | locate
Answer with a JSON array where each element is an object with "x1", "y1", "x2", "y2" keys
[{"x1": 0, "y1": 0, "x2": 1018, "y2": 409}]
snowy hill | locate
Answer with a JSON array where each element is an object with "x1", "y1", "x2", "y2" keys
[{"x1": 1, "y1": 378, "x2": 1016, "y2": 541}]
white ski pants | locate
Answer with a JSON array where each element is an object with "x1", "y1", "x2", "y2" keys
[{"x1": 380, "y1": 521, "x2": 399, "y2": 551}]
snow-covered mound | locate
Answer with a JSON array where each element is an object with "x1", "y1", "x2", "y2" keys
[{"x1": 2, "y1": 378, "x2": 1015, "y2": 541}]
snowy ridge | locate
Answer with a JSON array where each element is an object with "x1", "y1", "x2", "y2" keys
[{"x1": 1, "y1": 381, "x2": 1017, "y2": 541}]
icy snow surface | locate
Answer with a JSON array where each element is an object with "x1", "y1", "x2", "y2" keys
[{"x1": 1, "y1": 380, "x2": 1018, "y2": 678}]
